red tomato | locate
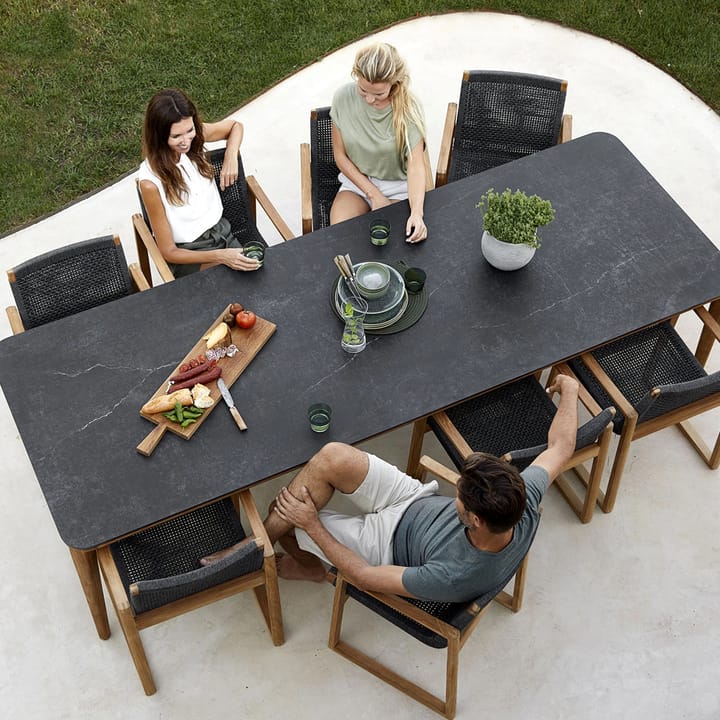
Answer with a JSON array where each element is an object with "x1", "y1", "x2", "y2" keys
[{"x1": 236, "y1": 310, "x2": 257, "y2": 329}]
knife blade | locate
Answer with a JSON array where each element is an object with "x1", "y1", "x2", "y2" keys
[{"x1": 217, "y1": 378, "x2": 247, "y2": 431}]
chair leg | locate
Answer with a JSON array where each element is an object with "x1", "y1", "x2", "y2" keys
[
  {"x1": 255, "y1": 556, "x2": 285, "y2": 646},
  {"x1": 406, "y1": 418, "x2": 428, "y2": 477},
  {"x1": 676, "y1": 422, "x2": 720, "y2": 470},
  {"x1": 328, "y1": 575, "x2": 457, "y2": 718},
  {"x1": 112, "y1": 599, "x2": 156, "y2": 695},
  {"x1": 602, "y1": 419, "x2": 637, "y2": 513}
]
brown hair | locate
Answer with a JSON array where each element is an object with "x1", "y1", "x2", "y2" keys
[
  {"x1": 458, "y1": 453, "x2": 527, "y2": 534},
  {"x1": 352, "y1": 43, "x2": 426, "y2": 171},
  {"x1": 142, "y1": 88, "x2": 214, "y2": 206}
]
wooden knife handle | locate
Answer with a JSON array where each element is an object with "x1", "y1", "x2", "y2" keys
[
  {"x1": 136, "y1": 423, "x2": 167, "y2": 456},
  {"x1": 229, "y1": 405, "x2": 247, "y2": 431}
]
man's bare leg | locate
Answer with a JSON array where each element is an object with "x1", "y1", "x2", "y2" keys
[{"x1": 201, "y1": 443, "x2": 368, "y2": 566}]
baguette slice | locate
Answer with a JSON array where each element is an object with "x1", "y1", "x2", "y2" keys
[{"x1": 141, "y1": 388, "x2": 193, "y2": 415}]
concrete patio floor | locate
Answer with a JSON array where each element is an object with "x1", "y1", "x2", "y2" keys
[{"x1": 1, "y1": 12, "x2": 719, "y2": 720}]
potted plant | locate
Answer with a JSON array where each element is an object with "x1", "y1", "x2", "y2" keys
[{"x1": 476, "y1": 187, "x2": 555, "y2": 270}]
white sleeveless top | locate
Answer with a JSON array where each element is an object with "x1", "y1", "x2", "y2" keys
[{"x1": 138, "y1": 153, "x2": 223, "y2": 245}]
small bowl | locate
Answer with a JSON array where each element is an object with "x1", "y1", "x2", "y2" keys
[{"x1": 354, "y1": 262, "x2": 391, "y2": 299}]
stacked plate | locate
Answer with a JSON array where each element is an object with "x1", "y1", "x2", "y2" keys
[{"x1": 335, "y1": 263, "x2": 408, "y2": 330}]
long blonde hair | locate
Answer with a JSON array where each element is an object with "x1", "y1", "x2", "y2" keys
[{"x1": 352, "y1": 43, "x2": 425, "y2": 170}]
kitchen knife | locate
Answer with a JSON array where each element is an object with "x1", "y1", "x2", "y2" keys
[{"x1": 217, "y1": 377, "x2": 247, "y2": 431}]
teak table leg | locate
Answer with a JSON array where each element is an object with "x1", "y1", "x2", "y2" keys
[{"x1": 69, "y1": 547, "x2": 111, "y2": 640}]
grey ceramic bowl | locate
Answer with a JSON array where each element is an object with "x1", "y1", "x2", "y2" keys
[{"x1": 354, "y1": 262, "x2": 391, "y2": 299}]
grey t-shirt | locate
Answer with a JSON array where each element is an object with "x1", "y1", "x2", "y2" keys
[{"x1": 393, "y1": 465, "x2": 549, "y2": 602}]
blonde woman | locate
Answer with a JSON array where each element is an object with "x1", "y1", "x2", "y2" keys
[{"x1": 330, "y1": 43, "x2": 428, "y2": 242}]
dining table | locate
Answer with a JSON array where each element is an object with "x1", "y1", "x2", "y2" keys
[{"x1": 1, "y1": 132, "x2": 719, "y2": 641}]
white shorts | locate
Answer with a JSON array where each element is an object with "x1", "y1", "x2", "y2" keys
[
  {"x1": 295, "y1": 453, "x2": 438, "y2": 566},
  {"x1": 337, "y1": 172, "x2": 409, "y2": 203}
]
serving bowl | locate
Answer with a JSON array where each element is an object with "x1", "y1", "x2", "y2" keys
[
  {"x1": 337, "y1": 263, "x2": 405, "y2": 317},
  {"x1": 354, "y1": 262, "x2": 391, "y2": 299}
]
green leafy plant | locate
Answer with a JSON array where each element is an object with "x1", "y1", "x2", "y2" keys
[{"x1": 476, "y1": 188, "x2": 555, "y2": 249}]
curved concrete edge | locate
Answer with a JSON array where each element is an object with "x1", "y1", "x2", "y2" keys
[{"x1": 1, "y1": 11, "x2": 718, "y2": 339}]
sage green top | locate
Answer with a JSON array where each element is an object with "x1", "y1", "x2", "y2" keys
[{"x1": 330, "y1": 82, "x2": 423, "y2": 180}]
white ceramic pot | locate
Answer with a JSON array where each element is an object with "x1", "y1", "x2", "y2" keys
[{"x1": 481, "y1": 231, "x2": 536, "y2": 271}]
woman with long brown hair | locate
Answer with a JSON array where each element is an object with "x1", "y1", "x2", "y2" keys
[
  {"x1": 330, "y1": 43, "x2": 428, "y2": 242},
  {"x1": 139, "y1": 89, "x2": 259, "y2": 277}
]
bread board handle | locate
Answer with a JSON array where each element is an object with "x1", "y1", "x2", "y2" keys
[{"x1": 136, "y1": 424, "x2": 167, "y2": 456}]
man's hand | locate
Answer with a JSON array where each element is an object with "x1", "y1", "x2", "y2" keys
[
  {"x1": 274, "y1": 486, "x2": 319, "y2": 531},
  {"x1": 547, "y1": 373, "x2": 579, "y2": 398}
]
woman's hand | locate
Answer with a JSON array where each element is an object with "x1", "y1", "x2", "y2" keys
[
  {"x1": 218, "y1": 153, "x2": 239, "y2": 191},
  {"x1": 405, "y1": 211, "x2": 427, "y2": 243},
  {"x1": 221, "y1": 248, "x2": 260, "y2": 271},
  {"x1": 369, "y1": 190, "x2": 392, "y2": 211}
]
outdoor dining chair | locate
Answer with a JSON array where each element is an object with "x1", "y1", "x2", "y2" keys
[
  {"x1": 300, "y1": 106, "x2": 434, "y2": 234},
  {"x1": 327, "y1": 454, "x2": 534, "y2": 720},
  {"x1": 406, "y1": 365, "x2": 616, "y2": 524},
  {"x1": 436, "y1": 70, "x2": 572, "y2": 187},
  {"x1": 567, "y1": 309, "x2": 720, "y2": 513},
  {"x1": 133, "y1": 147, "x2": 294, "y2": 285},
  {"x1": 5, "y1": 234, "x2": 148, "y2": 333},
  {"x1": 97, "y1": 490, "x2": 284, "y2": 695}
]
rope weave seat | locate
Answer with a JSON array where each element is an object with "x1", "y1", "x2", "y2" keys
[
  {"x1": 110, "y1": 498, "x2": 262, "y2": 614},
  {"x1": 568, "y1": 321, "x2": 718, "y2": 431}
]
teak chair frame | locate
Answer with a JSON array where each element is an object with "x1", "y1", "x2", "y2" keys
[
  {"x1": 6, "y1": 234, "x2": 148, "y2": 334},
  {"x1": 407, "y1": 365, "x2": 615, "y2": 524},
  {"x1": 435, "y1": 70, "x2": 573, "y2": 188},
  {"x1": 569, "y1": 304, "x2": 720, "y2": 513},
  {"x1": 97, "y1": 489, "x2": 283, "y2": 695},
  {"x1": 328, "y1": 455, "x2": 529, "y2": 719}
]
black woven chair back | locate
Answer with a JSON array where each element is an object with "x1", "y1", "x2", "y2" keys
[
  {"x1": 449, "y1": 70, "x2": 567, "y2": 182},
  {"x1": 310, "y1": 107, "x2": 341, "y2": 230},
  {"x1": 340, "y1": 522, "x2": 538, "y2": 649},
  {"x1": 8, "y1": 235, "x2": 134, "y2": 330},
  {"x1": 568, "y1": 321, "x2": 715, "y2": 431},
  {"x1": 207, "y1": 147, "x2": 266, "y2": 247},
  {"x1": 431, "y1": 375, "x2": 557, "y2": 469},
  {"x1": 110, "y1": 498, "x2": 262, "y2": 614},
  {"x1": 136, "y1": 149, "x2": 266, "y2": 249}
]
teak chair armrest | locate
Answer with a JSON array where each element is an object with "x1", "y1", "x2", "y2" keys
[
  {"x1": 578, "y1": 352, "x2": 637, "y2": 420},
  {"x1": 436, "y1": 102, "x2": 458, "y2": 188},
  {"x1": 300, "y1": 143, "x2": 313, "y2": 235},
  {"x1": 417, "y1": 454, "x2": 461, "y2": 486},
  {"x1": 246, "y1": 175, "x2": 295, "y2": 241},
  {"x1": 132, "y1": 213, "x2": 175, "y2": 286},
  {"x1": 559, "y1": 114, "x2": 573, "y2": 143},
  {"x1": 129, "y1": 263, "x2": 151, "y2": 292},
  {"x1": 5, "y1": 305, "x2": 25, "y2": 334}
]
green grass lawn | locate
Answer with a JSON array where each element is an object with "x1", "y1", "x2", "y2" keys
[{"x1": 1, "y1": 0, "x2": 718, "y2": 236}]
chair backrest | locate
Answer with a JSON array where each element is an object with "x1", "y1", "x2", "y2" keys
[
  {"x1": 449, "y1": 70, "x2": 567, "y2": 182},
  {"x1": 7, "y1": 235, "x2": 134, "y2": 330},
  {"x1": 136, "y1": 149, "x2": 266, "y2": 248},
  {"x1": 310, "y1": 106, "x2": 341, "y2": 231},
  {"x1": 507, "y1": 406, "x2": 616, "y2": 469},
  {"x1": 110, "y1": 498, "x2": 263, "y2": 614},
  {"x1": 206, "y1": 147, "x2": 266, "y2": 247}
]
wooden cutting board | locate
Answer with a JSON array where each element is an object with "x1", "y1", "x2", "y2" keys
[{"x1": 137, "y1": 306, "x2": 276, "y2": 456}]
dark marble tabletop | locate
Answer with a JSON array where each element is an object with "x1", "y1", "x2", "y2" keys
[{"x1": 1, "y1": 132, "x2": 718, "y2": 549}]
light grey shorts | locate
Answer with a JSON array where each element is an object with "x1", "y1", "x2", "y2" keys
[
  {"x1": 295, "y1": 453, "x2": 438, "y2": 566},
  {"x1": 337, "y1": 172, "x2": 409, "y2": 203}
]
